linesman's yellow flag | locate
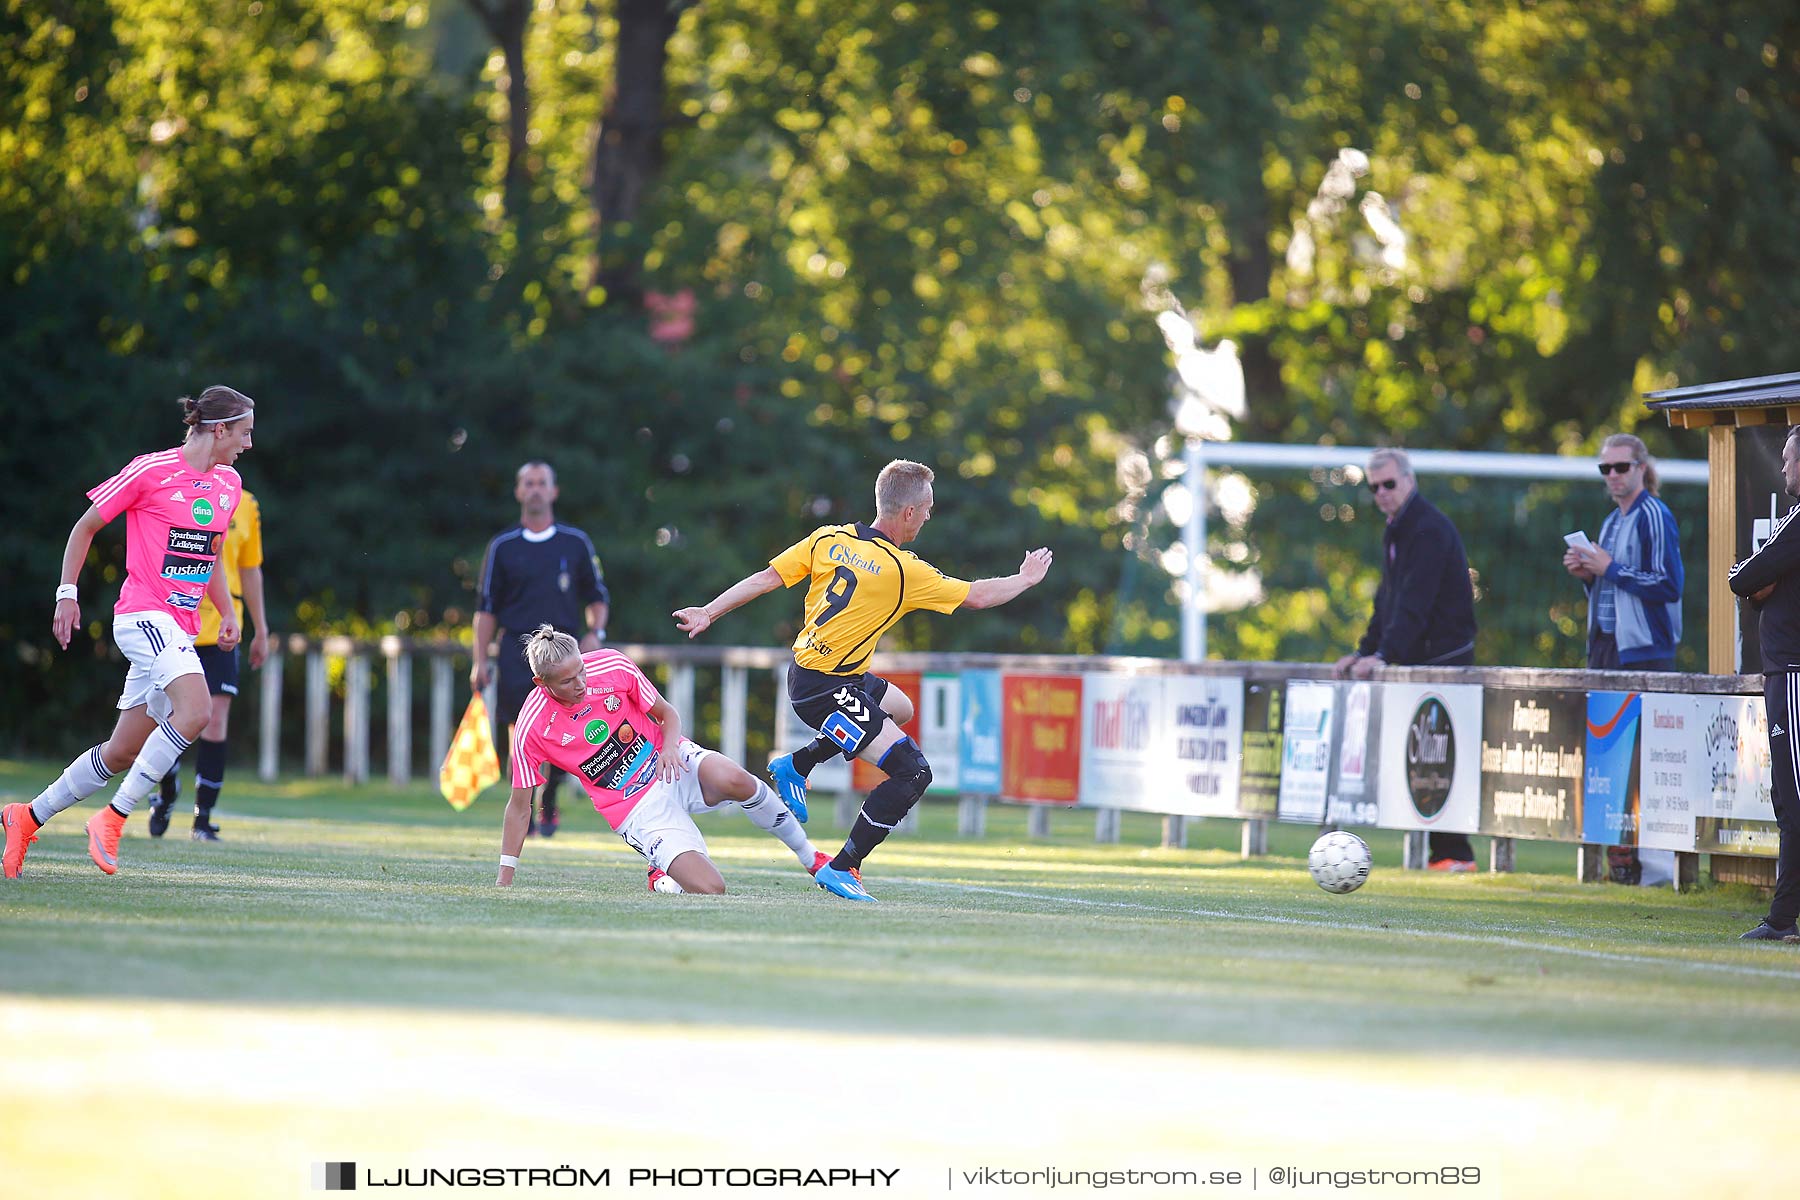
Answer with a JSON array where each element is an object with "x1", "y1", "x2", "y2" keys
[{"x1": 440, "y1": 693, "x2": 501, "y2": 810}]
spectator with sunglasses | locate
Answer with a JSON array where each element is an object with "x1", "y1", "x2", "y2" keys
[
  {"x1": 1333, "y1": 447, "x2": 1479, "y2": 869},
  {"x1": 1564, "y1": 433, "x2": 1684, "y2": 886},
  {"x1": 1563, "y1": 434, "x2": 1684, "y2": 672},
  {"x1": 1334, "y1": 448, "x2": 1478, "y2": 680}
]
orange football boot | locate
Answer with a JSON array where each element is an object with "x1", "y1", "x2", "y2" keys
[
  {"x1": 86, "y1": 806, "x2": 128, "y2": 875},
  {"x1": 2, "y1": 802, "x2": 41, "y2": 879}
]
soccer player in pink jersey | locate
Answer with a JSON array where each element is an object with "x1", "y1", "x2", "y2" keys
[
  {"x1": 3, "y1": 386, "x2": 255, "y2": 879},
  {"x1": 494, "y1": 626, "x2": 823, "y2": 894}
]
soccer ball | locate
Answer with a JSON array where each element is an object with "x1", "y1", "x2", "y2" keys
[{"x1": 1309, "y1": 831, "x2": 1372, "y2": 895}]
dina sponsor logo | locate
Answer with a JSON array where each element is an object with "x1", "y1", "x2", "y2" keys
[
  {"x1": 191, "y1": 497, "x2": 216, "y2": 526},
  {"x1": 1405, "y1": 695, "x2": 1456, "y2": 819},
  {"x1": 584, "y1": 719, "x2": 609, "y2": 745}
]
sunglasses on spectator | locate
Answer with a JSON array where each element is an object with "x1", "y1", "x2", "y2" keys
[
  {"x1": 1367, "y1": 479, "x2": 1400, "y2": 492},
  {"x1": 1597, "y1": 461, "x2": 1638, "y2": 476}
]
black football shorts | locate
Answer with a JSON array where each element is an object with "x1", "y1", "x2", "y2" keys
[{"x1": 787, "y1": 664, "x2": 892, "y2": 761}]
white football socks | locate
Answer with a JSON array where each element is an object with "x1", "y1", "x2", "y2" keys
[
  {"x1": 739, "y1": 781, "x2": 817, "y2": 866},
  {"x1": 30, "y1": 744, "x2": 115, "y2": 825},
  {"x1": 108, "y1": 722, "x2": 195, "y2": 814}
]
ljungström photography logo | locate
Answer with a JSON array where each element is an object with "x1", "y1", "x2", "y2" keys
[{"x1": 314, "y1": 1162, "x2": 356, "y2": 1191}]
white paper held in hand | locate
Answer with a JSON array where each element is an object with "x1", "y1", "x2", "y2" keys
[{"x1": 1564, "y1": 531, "x2": 1593, "y2": 551}]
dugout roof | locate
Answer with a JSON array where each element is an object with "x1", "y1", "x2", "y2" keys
[{"x1": 1646, "y1": 370, "x2": 1800, "y2": 428}]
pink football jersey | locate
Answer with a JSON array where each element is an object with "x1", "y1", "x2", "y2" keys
[
  {"x1": 87, "y1": 448, "x2": 242, "y2": 636},
  {"x1": 511, "y1": 649, "x2": 668, "y2": 828}
]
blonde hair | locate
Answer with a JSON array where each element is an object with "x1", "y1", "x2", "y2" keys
[
  {"x1": 522, "y1": 624, "x2": 580, "y2": 678},
  {"x1": 874, "y1": 459, "x2": 935, "y2": 518},
  {"x1": 1601, "y1": 433, "x2": 1659, "y2": 495}
]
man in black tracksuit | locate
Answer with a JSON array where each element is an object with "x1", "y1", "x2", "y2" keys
[
  {"x1": 1334, "y1": 447, "x2": 1479, "y2": 868},
  {"x1": 1727, "y1": 426, "x2": 1800, "y2": 942}
]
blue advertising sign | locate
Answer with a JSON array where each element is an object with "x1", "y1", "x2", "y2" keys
[
  {"x1": 958, "y1": 669, "x2": 1004, "y2": 795},
  {"x1": 1583, "y1": 691, "x2": 1643, "y2": 846}
]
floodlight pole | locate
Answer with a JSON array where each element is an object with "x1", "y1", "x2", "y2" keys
[{"x1": 1181, "y1": 435, "x2": 1206, "y2": 663}]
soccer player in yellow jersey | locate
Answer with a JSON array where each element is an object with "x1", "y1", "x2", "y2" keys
[
  {"x1": 673, "y1": 459, "x2": 1052, "y2": 901},
  {"x1": 150, "y1": 486, "x2": 271, "y2": 840}
]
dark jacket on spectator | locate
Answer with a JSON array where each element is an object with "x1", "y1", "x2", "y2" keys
[
  {"x1": 1729, "y1": 503, "x2": 1800, "y2": 672},
  {"x1": 1356, "y1": 491, "x2": 1477, "y2": 665}
]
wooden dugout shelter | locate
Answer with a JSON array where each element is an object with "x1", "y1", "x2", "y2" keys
[
  {"x1": 1646, "y1": 370, "x2": 1800, "y2": 675},
  {"x1": 1646, "y1": 371, "x2": 1800, "y2": 891}
]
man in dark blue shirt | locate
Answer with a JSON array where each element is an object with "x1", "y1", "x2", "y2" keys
[
  {"x1": 1728, "y1": 427, "x2": 1800, "y2": 942},
  {"x1": 472, "y1": 461, "x2": 610, "y2": 835},
  {"x1": 1334, "y1": 447, "x2": 1479, "y2": 870}
]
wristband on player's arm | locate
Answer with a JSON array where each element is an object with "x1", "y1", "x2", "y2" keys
[{"x1": 55, "y1": 584, "x2": 78, "y2": 602}]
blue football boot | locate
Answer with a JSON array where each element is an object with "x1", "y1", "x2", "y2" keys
[
  {"x1": 767, "y1": 753, "x2": 810, "y2": 823},
  {"x1": 813, "y1": 862, "x2": 877, "y2": 902}
]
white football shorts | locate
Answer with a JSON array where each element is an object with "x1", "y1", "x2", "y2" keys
[
  {"x1": 614, "y1": 739, "x2": 720, "y2": 872},
  {"x1": 113, "y1": 610, "x2": 204, "y2": 721}
]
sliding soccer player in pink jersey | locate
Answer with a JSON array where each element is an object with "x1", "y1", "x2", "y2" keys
[
  {"x1": 3, "y1": 387, "x2": 255, "y2": 879},
  {"x1": 494, "y1": 626, "x2": 822, "y2": 893}
]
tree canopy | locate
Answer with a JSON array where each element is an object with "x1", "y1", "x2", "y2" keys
[{"x1": 2, "y1": 0, "x2": 1795, "y2": 750}]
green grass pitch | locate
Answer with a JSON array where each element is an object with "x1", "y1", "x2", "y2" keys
[{"x1": 3, "y1": 758, "x2": 1798, "y2": 1198}]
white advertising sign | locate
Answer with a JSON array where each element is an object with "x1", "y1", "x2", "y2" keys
[
  {"x1": 1278, "y1": 680, "x2": 1336, "y2": 824},
  {"x1": 1638, "y1": 693, "x2": 1703, "y2": 852},
  {"x1": 918, "y1": 672, "x2": 961, "y2": 794},
  {"x1": 1376, "y1": 682, "x2": 1482, "y2": 834},
  {"x1": 1079, "y1": 672, "x2": 1159, "y2": 809},
  {"x1": 1326, "y1": 681, "x2": 1381, "y2": 827},
  {"x1": 1694, "y1": 694, "x2": 1773, "y2": 823},
  {"x1": 1159, "y1": 674, "x2": 1247, "y2": 817}
]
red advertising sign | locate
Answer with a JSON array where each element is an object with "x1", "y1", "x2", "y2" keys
[
  {"x1": 1002, "y1": 674, "x2": 1083, "y2": 804},
  {"x1": 852, "y1": 671, "x2": 924, "y2": 791}
]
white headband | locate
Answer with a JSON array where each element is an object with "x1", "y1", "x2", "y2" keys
[{"x1": 199, "y1": 414, "x2": 248, "y2": 425}]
